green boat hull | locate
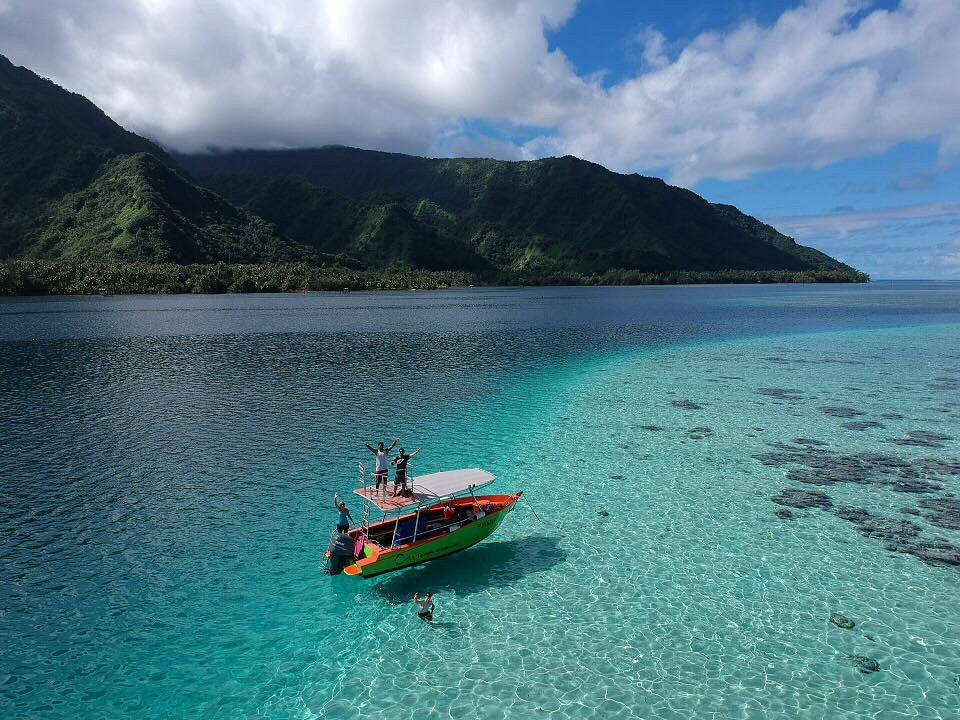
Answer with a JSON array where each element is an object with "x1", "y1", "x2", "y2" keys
[{"x1": 351, "y1": 501, "x2": 515, "y2": 578}]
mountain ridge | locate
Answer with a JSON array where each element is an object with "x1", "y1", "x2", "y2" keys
[
  {"x1": 179, "y1": 147, "x2": 855, "y2": 276},
  {"x1": 0, "y1": 53, "x2": 867, "y2": 286}
]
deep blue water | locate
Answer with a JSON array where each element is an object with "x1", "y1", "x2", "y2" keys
[{"x1": 1, "y1": 282, "x2": 959, "y2": 719}]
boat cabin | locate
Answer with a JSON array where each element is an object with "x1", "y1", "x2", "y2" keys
[{"x1": 352, "y1": 468, "x2": 499, "y2": 547}]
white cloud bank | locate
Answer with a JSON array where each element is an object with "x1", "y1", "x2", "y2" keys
[
  {"x1": 767, "y1": 202, "x2": 960, "y2": 277},
  {"x1": 1, "y1": 0, "x2": 959, "y2": 185},
  {"x1": 771, "y1": 202, "x2": 960, "y2": 240}
]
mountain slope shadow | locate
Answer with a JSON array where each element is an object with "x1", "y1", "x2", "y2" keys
[{"x1": 373, "y1": 534, "x2": 566, "y2": 602}]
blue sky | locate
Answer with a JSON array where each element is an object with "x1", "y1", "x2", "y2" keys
[
  {"x1": 550, "y1": 0, "x2": 824, "y2": 81},
  {"x1": 1, "y1": 0, "x2": 957, "y2": 277},
  {"x1": 549, "y1": 0, "x2": 959, "y2": 278}
]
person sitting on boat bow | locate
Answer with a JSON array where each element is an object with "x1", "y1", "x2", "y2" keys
[
  {"x1": 333, "y1": 494, "x2": 354, "y2": 532},
  {"x1": 412, "y1": 592, "x2": 434, "y2": 621},
  {"x1": 364, "y1": 438, "x2": 398, "y2": 494},
  {"x1": 391, "y1": 447, "x2": 420, "y2": 496}
]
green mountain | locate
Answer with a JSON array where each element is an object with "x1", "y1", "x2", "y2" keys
[
  {"x1": 0, "y1": 53, "x2": 865, "y2": 284},
  {"x1": 34, "y1": 153, "x2": 315, "y2": 264},
  {"x1": 0, "y1": 54, "x2": 168, "y2": 255},
  {"x1": 0, "y1": 55, "x2": 317, "y2": 264},
  {"x1": 199, "y1": 174, "x2": 491, "y2": 272},
  {"x1": 178, "y1": 147, "x2": 859, "y2": 276},
  {"x1": 0, "y1": 55, "x2": 490, "y2": 271}
]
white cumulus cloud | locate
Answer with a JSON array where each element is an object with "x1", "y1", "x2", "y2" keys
[
  {"x1": 528, "y1": 0, "x2": 960, "y2": 184},
  {"x1": 766, "y1": 201, "x2": 960, "y2": 278},
  {"x1": 770, "y1": 202, "x2": 960, "y2": 239},
  {"x1": 1, "y1": 0, "x2": 958, "y2": 185},
  {"x1": 0, "y1": 0, "x2": 584, "y2": 153}
]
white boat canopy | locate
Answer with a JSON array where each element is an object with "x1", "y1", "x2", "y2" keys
[
  {"x1": 354, "y1": 468, "x2": 497, "y2": 512},
  {"x1": 415, "y1": 468, "x2": 497, "y2": 498}
]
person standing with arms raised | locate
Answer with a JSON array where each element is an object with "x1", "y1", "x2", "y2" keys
[
  {"x1": 391, "y1": 447, "x2": 420, "y2": 497},
  {"x1": 333, "y1": 494, "x2": 354, "y2": 532},
  {"x1": 364, "y1": 438, "x2": 398, "y2": 494}
]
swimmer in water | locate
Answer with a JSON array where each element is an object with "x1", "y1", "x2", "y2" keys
[{"x1": 412, "y1": 592, "x2": 434, "y2": 621}]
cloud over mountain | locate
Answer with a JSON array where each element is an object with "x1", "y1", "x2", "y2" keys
[
  {"x1": 769, "y1": 201, "x2": 960, "y2": 278},
  {"x1": 1, "y1": 0, "x2": 958, "y2": 185}
]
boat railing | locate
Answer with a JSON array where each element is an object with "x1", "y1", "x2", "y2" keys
[
  {"x1": 358, "y1": 463, "x2": 418, "y2": 498},
  {"x1": 358, "y1": 461, "x2": 372, "y2": 538},
  {"x1": 377, "y1": 505, "x2": 487, "y2": 548}
]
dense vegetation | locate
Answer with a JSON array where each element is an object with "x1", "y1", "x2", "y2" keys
[
  {"x1": 179, "y1": 148, "x2": 860, "y2": 276},
  {"x1": 0, "y1": 53, "x2": 868, "y2": 295},
  {"x1": 0, "y1": 55, "x2": 169, "y2": 257},
  {"x1": 0, "y1": 261, "x2": 866, "y2": 296},
  {"x1": 200, "y1": 173, "x2": 491, "y2": 272},
  {"x1": 33, "y1": 154, "x2": 320, "y2": 264}
]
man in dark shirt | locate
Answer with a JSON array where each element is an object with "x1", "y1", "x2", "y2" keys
[{"x1": 391, "y1": 447, "x2": 420, "y2": 496}]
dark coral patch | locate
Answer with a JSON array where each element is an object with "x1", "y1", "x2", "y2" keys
[
  {"x1": 819, "y1": 406, "x2": 865, "y2": 418},
  {"x1": 842, "y1": 421, "x2": 884, "y2": 431},
  {"x1": 756, "y1": 444, "x2": 945, "y2": 494},
  {"x1": 917, "y1": 498, "x2": 960, "y2": 530},
  {"x1": 851, "y1": 656, "x2": 880, "y2": 674},
  {"x1": 908, "y1": 542, "x2": 960, "y2": 567},
  {"x1": 786, "y1": 467, "x2": 868, "y2": 486},
  {"x1": 890, "y1": 478, "x2": 943, "y2": 494},
  {"x1": 831, "y1": 506, "x2": 960, "y2": 567},
  {"x1": 772, "y1": 489, "x2": 832, "y2": 509},
  {"x1": 829, "y1": 612, "x2": 855, "y2": 629},
  {"x1": 832, "y1": 507, "x2": 921, "y2": 543},
  {"x1": 757, "y1": 388, "x2": 803, "y2": 400},
  {"x1": 914, "y1": 459, "x2": 960, "y2": 475},
  {"x1": 639, "y1": 425, "x2": 664, "y2": 432},
  {"x1": 888, "y1": 430, "x2": 953, "y2": 449},
  {"x1": 760, "y1": 442, "x2": 960, "y2": 569},
  {"x1": 671, "y1": 400, "x2": 703, "y2": 410}
]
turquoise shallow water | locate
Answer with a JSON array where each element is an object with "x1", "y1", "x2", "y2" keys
[{"x1": 1, "y1": 283, "x2": 959, "y2": 719}]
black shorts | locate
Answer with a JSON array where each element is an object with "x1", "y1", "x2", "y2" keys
[
  {"x1": 418, "y1": 611, "x2": 433, "y2": 621},
  {"x1": 337, "y1": 522, "x2": 349, "y2": 532}
]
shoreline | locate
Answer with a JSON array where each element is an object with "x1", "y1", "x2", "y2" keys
[{"x1": 0, "y1": 261, "x2": 870, "y2": 297}]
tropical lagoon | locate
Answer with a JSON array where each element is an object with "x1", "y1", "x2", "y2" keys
[{"x1": 1, "y1": 282, "x2": 959, "y2": 719}]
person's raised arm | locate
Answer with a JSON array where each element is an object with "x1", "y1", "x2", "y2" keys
[
  {"x1": 387, "y1": 438, "x2": 399, "y2": 452},
  {"x1": 333, "y1": 493, "x2": 340, "y2": 510},
  {"x1": 409, "y1": 448, "x2": 422, "y2": 459},
  {"x1": 364, "y1": 443, "x2": 377, "y2": 455},
  {"x1": 412, "y1": 592, "x2": 420, "y2": 602}
]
